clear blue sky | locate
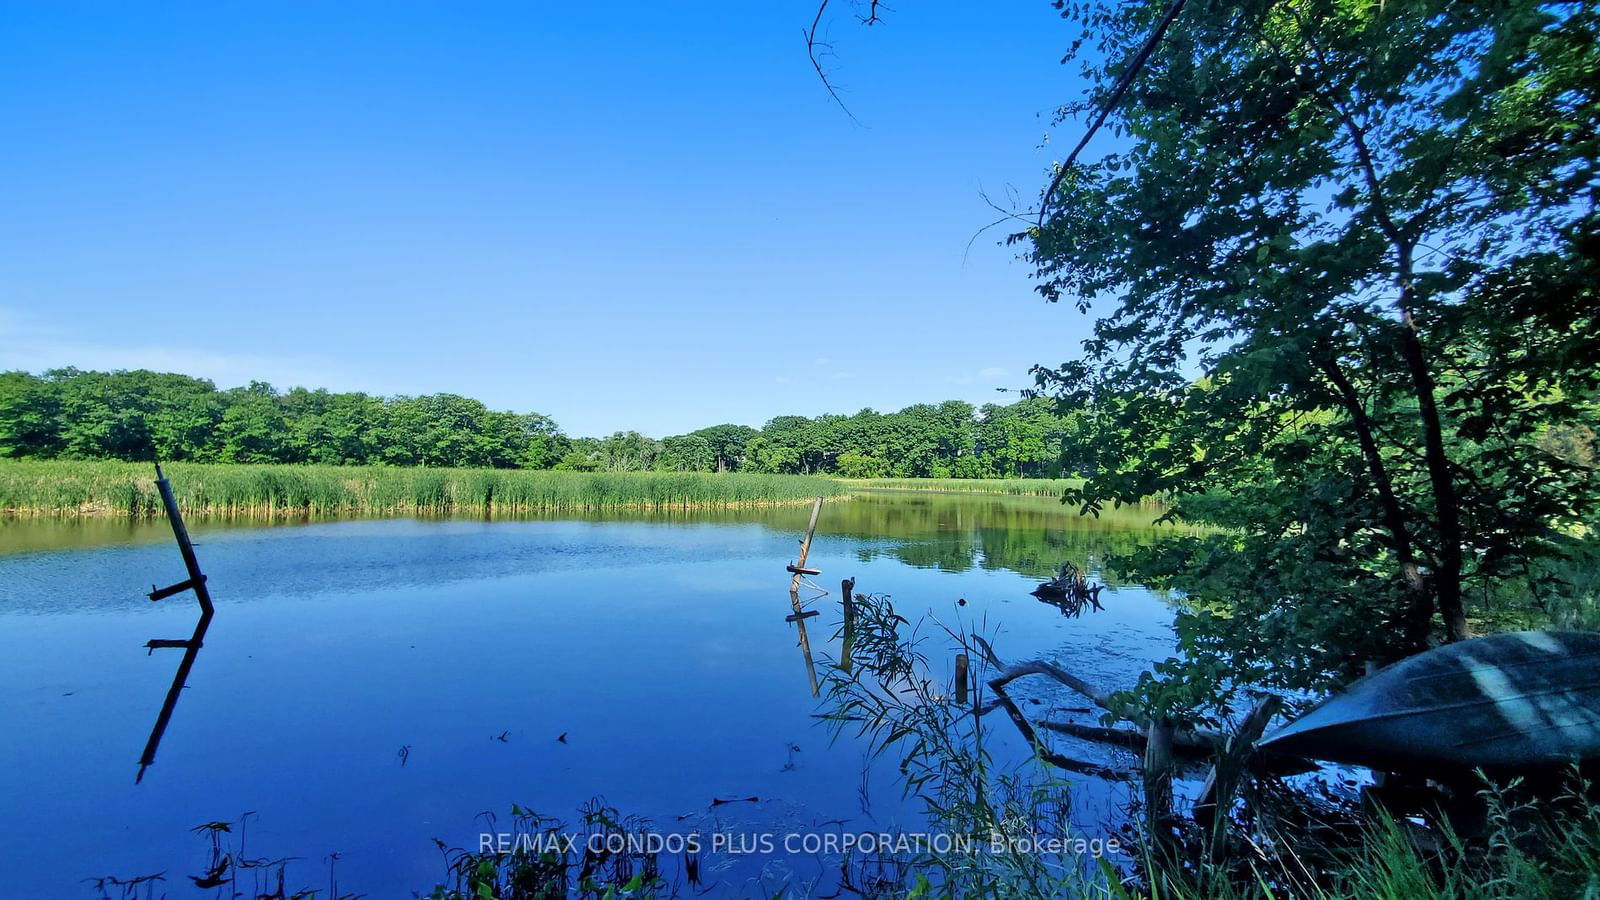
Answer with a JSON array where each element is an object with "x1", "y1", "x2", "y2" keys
[{"x1": 0, "y1": 1, "x2": 1101, "y2": 437}]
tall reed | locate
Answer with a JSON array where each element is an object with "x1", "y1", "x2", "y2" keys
[
  {"x1": 838, "y1": 477, "x2": 1085, "y2": 498},
  {"x1": 0, "y1": 460, "x2": 848, "y2": 517}
]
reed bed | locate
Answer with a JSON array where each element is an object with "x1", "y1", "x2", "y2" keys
[
  {"x1": 838, "y1": 476, "x2": 1086, "y2": 497},
  {"x1": 0, "y1": 460, "x2": 848, "y2": 517}
]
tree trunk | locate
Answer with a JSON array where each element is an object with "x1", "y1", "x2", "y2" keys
[
  {"x1": 1393, "y1": 275, "x2": 1467, "y2": 642},
  {"x1": 1317, "y1": 355, "x2": 1434, "y2": 652},
  {"x1": 1330, "y1": 108, "x2": 1467, "y2": 643}
]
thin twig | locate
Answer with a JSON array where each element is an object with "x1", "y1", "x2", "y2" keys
[{"x1": 806, "y1": 0, "x2": 865, "y2": 126}]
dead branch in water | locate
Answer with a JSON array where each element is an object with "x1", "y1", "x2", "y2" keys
[{"x1": 971, "y1": 635, "x2": 1231, "y2": 756}]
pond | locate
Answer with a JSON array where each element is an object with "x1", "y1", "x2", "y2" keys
[{"x1": 0, "y1": 491, "x2": 1187, "y2": 896}]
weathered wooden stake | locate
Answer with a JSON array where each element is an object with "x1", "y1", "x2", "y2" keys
[
  {"x1": 139, "y1": 463, "x2": 217, "y2": 783},
  {"x1": 955, "y1": 653, "x2": 969, "y2": 706},
  {"x1": 783, "y1": 498, "x2": 826, "y2": 696},
  {"x1": 788, "y1": 497, "x2": 823, "y2": 594},
  {"x1": 839, "y1": 577, "x2": 856, "y2": 674},
  {"x1": 149, "y1": 463, "x2": 214, "y2": 616}
]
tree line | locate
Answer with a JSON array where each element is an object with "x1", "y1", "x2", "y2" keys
[{"x1": 0, "y1": 367, "x2": 1087, "y2": 478}]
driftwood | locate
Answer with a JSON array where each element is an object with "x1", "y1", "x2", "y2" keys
[
  {"x1": 973, "y1": 636, "x2": 1119, "y2": 711},
  {"x1": 982, "y1": 665, "x2": 1128, "y2": 780},
  {"x1": 1038, "y1": 718, "x2": 1227, "y2": 755},
  {"x1": 970, "y1": 634, "x2": 1264, "y2": 791},
  {"x1": 967, "y1": 632, "x2": 1303, "y2": 847},
  {"x1": 1041, "y1": 720, "x2": 1177, "y2": 753},
  {"x1": 972, "y1": 636, "x2": 1233, "y2": 748},
  {"x1": 971, "y1": 635, "x2": 1134, "y2": 778},
  {"x1": 1032, "y1": 562, "x2": 1106, "y2": 618}
]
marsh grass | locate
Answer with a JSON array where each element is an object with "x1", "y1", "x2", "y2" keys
[
  {"x1": 1119, "y1": 775, "x2": 1600, "y2": 900},
  {"x1": 0, "y1": 460, "x2": 848, "y2": 517},
  {"x1": 840, "y1": 477, "x2": 1088, "y2": 499}
]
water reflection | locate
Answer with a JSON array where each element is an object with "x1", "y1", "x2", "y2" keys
[
  {"x1": 0, "y1": 490, "x2": 1186, "y2": 897},
  {"x1": 1031, "y1": 562, "x2": 1108, "y2": 619},
  {"x1": 0, "y1": 493, "x2": 1192, "y2": 617},
  {"x1": 787, "y1": 579, "x2": 828, "y2": 698},
  {"x1": 789, "y1": 610, "x2": 820, "y2": 698},
  {"x1": 137, "y1": 605, "x2": 212, "y2": 783},
  {"x1": 833, "y1": 493, "x2": 1192, "y2": 582}
]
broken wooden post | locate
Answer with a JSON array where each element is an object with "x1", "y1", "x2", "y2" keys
[
  {"x1": 149, "y1": 463, "x2": 214, "y2": 616},
  {"x1": 955, "y1": 653, "x2": 969, "y2": 706},
  {"x1": 840, "y1": 577, "x2": 856, "y2": 674},
  {"x1": 138, "y1": 462, "x2": 218, "y2": 783},
  {"x1": 788, "y1": 497, "x2": 823, "y2": 594},
  {"x1": 785, "y1": 496, "x2": 825, "y2": 697}
]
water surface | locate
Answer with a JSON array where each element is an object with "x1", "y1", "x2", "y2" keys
[{"x1": 0, "y1": 492, "x2": 1185, "y2": 896}]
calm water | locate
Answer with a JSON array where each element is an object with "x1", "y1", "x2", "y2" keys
[{"x1": 0, "y1": 492, "x2": 1184, "y2": 896}]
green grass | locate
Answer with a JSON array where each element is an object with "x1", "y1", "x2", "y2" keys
[
  {"x1": 836, "y1": 476, "x2": 1086, "y2": 497},
  {"x1": 0, "y1": 460, "x2": 848, "y2": 517}
]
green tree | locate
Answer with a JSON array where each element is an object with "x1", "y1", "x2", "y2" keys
[
  {"x1": 977, "y1": 397, "x2": 1066, "y2": 478},
  {"x1": 656, "y1": 434, "x2": 715, "y2": 471},
  {"x1": 758, "y1": 416, "x2": 817, "y2": 473},
  {"x1": 1027, "y1": 0, "x2": 1600, "y2": 706},
  {"x1": 47, "y1": 369, "x2": 220, "y2": 461},
  {"x1": 0, "y1": 371, "x2": 63, "y2": 458},
  {"x1": 596, "y1": 431, "x2": 659, "y2": 471},
  {"x1": 215, "y1": 382, "x2": 291, "y2": 463},
  {"x1": 687, "y1": 424, "x2": 758, "y2": 472},
  {"x1": 836, "y1": 450, "x2": 889, "y2": 478},
  {"x1": 743, "y1": 434, "x2": 803, "y2": 474},
  {"x1": 508, "y1": 412, "x2": 569, "y2": 469}
]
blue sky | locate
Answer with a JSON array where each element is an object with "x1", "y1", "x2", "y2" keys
[{"x1": 0, "y1": 1, "x2": 1101, "y2": 437}]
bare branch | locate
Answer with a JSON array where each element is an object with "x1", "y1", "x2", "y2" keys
[
  {"x1": 964, "y1": 185, "x2": 1040, "y2": 265},
  {"x1": 806, "y1": 0, "x2": 865, "y2": 126},
  {"x1": 1036, "y1": 0, "x2": 1188, "y2": 228}
]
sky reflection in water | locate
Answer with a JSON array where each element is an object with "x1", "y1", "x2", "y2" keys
[{"x1": 0, "y1": 492, "x2": 1186, "y2": 896}]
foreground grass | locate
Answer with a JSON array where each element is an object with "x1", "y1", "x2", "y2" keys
[
  {"x1": 838, "y1": 476, "x2": 1085, "y2": 498},
  {"x1": 0, "y1": 460, "x2": 848, "y2": 517}
]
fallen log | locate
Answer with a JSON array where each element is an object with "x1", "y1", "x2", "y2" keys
[
  {"x1": 983, "y1": 664, "x2": 1130, "y2": 780},
  {"x1": 972, "y1": 635, "x2": 1226, "y2": 747},
  {"x1": 974, "y1": 635, "x2": 1117, "y2": 711},
  {"x1": 1039, "y1": 719, "x2": 1224, "y2": 755}
]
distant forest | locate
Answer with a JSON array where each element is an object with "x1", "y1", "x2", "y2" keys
[{"x1": 0, "y1": 368, "x2": 1086, "y2": 478}]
